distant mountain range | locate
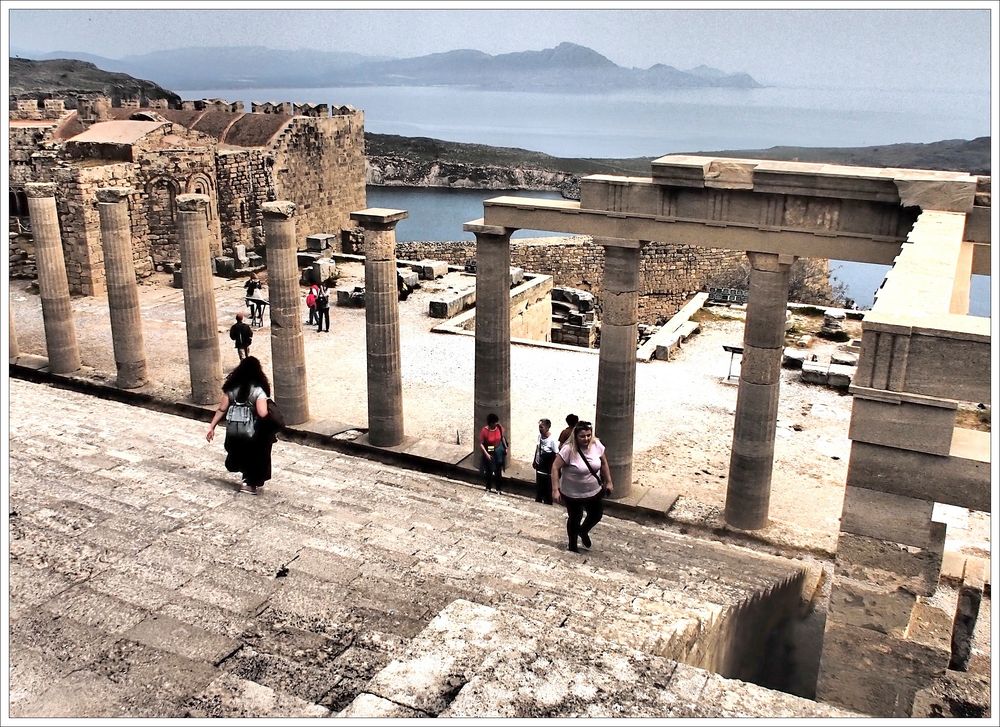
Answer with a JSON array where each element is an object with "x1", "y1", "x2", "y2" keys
[{"x1": 10, "y1": 42, "x2": 762, "y2": 92}]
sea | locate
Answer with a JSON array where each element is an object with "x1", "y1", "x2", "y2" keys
[{"x1": 183, "y1": 84, "x2": 992, "y2": 315}]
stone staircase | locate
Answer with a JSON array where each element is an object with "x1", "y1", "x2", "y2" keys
[{"x1": 9, "y1": 379, "x2": 849, "y2": 718}]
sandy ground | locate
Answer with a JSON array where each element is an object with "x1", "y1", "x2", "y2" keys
[{"x1": 6, "y1": 266, "x2": 990, "y2": 553}]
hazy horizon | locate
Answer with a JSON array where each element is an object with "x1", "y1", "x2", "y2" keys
[{"x1": 5, "y1": 5, "x2": 994, "y2": 92}]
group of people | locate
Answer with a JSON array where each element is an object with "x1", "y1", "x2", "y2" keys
[
  {"x1": 479, "y1": 412, "x2": 613, "y2": 553},
  {"x1": 305, "y1": 283, "x2": 331, "y2": 332}
]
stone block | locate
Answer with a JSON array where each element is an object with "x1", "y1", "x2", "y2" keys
[
  {"x1": 172, "y1": 271, "x2": 183, "y2": 289},
  {"x1": 213, "y1": 257, "x2": 236, "y2": 277},
  {"x1": 849, "y1": 397, "x2": 956, "y2": 456},
  {"x1": 827, "y1": 576, "x2": 917, "y2": 636},
  {"x1": 246, "y1": 253, "x2": 264, "y2": 267},
  {"x1": 827, "y1": 363, "x2": 854, "y2": 389},
  {"x1": 834, "y1": 529, "x2": 944, "y2": 597},
  {"x1": 399, "y1": 270, "x2": 419, "y2": 288},
  {"x1": 305, "y1": 233, "x2": 337, "y2": 252},
  {"x1": 949, "y1": 558, "x2": 986, "y2": 671},
  {"x1": 847, "y1": 441, "x2": 989, "y2": 512},
  {"x1": 800, "y1": 360, "x2": 828, "y2": 385},
  {"x1": 296, "y1": 251, "x2": 321, "y2": 268},
  {"x1": 123, "y1": 614, "x2": 239, "y2": 665},
  {"x1": 509, "y1": 267, "x2": 524, "y2": 286},
  {"x1": 413, "y1": 260, "x2": 448, "y2": 280},
  {"x1": 831, "y1": 351, "x2": 859, "y2": 366},
  {"x1": 310, "y1": 259, "x2": 337, "y2": 285},
  {"x1": 782, "y1": 348, "x2": 806, "y2": 369},
  {"x1": 907, "y1": 601, "x2": 952, "y2": 652},
  {"x1": 233, "y1": 244, "x2": 249, "y2": 265},
  {"x1": 839, "y1": 485, "x2": 936, "y2": 549}
]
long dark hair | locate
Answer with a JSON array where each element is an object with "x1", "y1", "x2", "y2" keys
[{"x1": 222, "y1": 356, "x2": 271, "y2": 400}]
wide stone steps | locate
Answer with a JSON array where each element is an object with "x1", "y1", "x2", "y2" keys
[
  {"x1": 10, "y1": 379, "x2": 820, "y2": 717},
  {"x1": 339, "y1": 599, "x2": 854, "y2": 718}
]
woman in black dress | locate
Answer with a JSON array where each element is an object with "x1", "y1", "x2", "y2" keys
[{"x1": 206, "y1": 356, "x2": 276, "y2": 494}]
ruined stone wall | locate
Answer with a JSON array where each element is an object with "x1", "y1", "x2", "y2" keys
[
  {"x1": 396, "y1": 239, "x2": 746, "y2": 324},
  {"x1": 269, "y1": 112, "x2": 367, "y2": 247},
  {"x1": 52, "y1": 161, "x2": 143, "y2": 295},
  {"x1": 215, "y1": 148, "x2": 271, "y2": 256}
]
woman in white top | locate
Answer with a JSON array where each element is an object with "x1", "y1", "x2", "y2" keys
[{"x1": 551, "y1": 420, "x2": 614, "y2": 552}]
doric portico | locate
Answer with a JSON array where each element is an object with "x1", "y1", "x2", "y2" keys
[{"x1": 476, "y1": 154, "x2": 990, "y2": 715}]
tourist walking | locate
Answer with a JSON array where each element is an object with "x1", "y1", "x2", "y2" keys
[
  {"x1": 315, "y1": 283, "x2": 331, "y2": 332},
  {"x1": 205, "y1": 356, "x2": 277, "y2": 495},
  {"x1": 532, "y1": 418, "x2": 559, "y2": 504},
  {"x1": 552, "y1": 420, "x2": 614, "y2": 552},
  {"x1": 558, "y1": 413, "x2": 579, "y2": 447},
  {"x1": 479, "y1": 412, "x2": 508, "y2": 493},
  {"x1": 229, "y1": 312, "x2": 253, "y2": 360}
]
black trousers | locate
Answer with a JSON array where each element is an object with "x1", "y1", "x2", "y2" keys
[
  {"x1": 564, "y1": 493, "x2": 603, "y2": 545},
  {"x1": 535, "y1": 471, "x2": 553, "y2": 504},
  {"x1": 316, "y1": 308, "x2": 330, "y2": 332}
]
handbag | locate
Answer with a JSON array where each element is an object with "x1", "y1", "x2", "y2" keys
[{"x1": 266, "y1": 398, "x2": 286, "y2": 430}]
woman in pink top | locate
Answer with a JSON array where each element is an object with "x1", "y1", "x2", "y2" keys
[{"x1": 551, "y1": 420, "x2": 614, "y2": 552}]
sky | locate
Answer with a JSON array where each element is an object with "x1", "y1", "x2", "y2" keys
[{"x1": 5, "y1": 2, "x2": 994, "y2": 91}]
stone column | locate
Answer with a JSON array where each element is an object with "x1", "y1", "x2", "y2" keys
[
  {"x1": 176, "y1": 194, "x2": 223, "y2": 404},
  {"x1": 724, "y1": 251, "x2": 796, "y2": 530},
  {"x1": 464, "y1": 220, "x2": 514, "y2": 450},
  {"x1": 97, "y1": 187, "x2": 147, "y2": 388},
  {"x1": 26, "y1": 182, "x2": 81, "y2": 373},
  {"x1": 262, "y1": 201, "x2": 309, "y2": 425},
  {"x1": 10, "y1": 308, "x2": 20, "y2": 361},
  {"x1": 595, "y1": 239, "x2": 642, "y2": 498},
  {"x1": 351, "y1": 208, "x2": 408, "y2": 447}
]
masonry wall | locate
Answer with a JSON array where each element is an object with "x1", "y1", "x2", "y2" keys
[
  {"x1": 270, "y1": 112, "x2": 367, "y2": 246},
  {"x1": 215, "y1": 148, "x2": 272, "y2": 255},
  {"x1": 396, "y1": 239, "x2": 747, "y2": 324}
]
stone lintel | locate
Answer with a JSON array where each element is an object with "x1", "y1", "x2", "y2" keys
[
  {"x1": 262, "y1": 200, "x2": 297, "y2": 218},
  {"x1": 95, "y1": 187, "x2": 135, "y2": 203},
  {"x1": 351, "y1": 208, "x2": 408, "y2": 229},
  {"x1": 895, "y1": 178, "x2": 977, "y2": 214},
  {"x1": 595, "y1": 237, "x2": 643, "y2": 249},
  {"x1": 463, "y1": 218, "x2": 513, "y2": 237},
  {"x1": 862, "y1": 313, "x2": 990, "y2": 343},
  {"x1": 176, "y1": 193, "x2": 211, "y2": 212},
  {"x1": 24, "y1": 182, "x2": 57, "y2": 198},
  {"x1": 849, "y1": 385, "x2": 958, "y2": 410}
]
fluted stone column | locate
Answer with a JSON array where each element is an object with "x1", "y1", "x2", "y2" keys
[
  {"x1": 351, "y1": 208, "x2": 408, "y2": 447},
  {"x1": 97, "y1": 187, "x2": 147, "y2": 388},
  {"x1": 464, "y1": 220, "x2": 514, "y2": 450},
  {"x1": 26, "y1": 182, "x2": 81, "y2": 373},
  {"x1": 176, "y1": 194, "x2": 223, "y2": 404},
  {"x1": 10, "y1": 308, "x2": 20, "y2": 360},
  {"x1": 595, "y1": 239, "x2": 642, "y2": 498},
  {"x1": 724, "y1": 251, "x2": 796, "y2": 530},
  {"x1": 262, "y1": 201, "x2": 309, "y2": 425}
]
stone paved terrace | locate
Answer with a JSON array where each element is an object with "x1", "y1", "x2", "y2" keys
[{"x1": 7, "y1": 378, "x2": 853, "y2": 718}]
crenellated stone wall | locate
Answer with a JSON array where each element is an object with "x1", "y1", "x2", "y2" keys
[
  {"x1": 270, "y1": 111, "x2": 367, "y2": 248},
  {"x1": 396, "y1": 238, "x2": 746, "y2": 324}
]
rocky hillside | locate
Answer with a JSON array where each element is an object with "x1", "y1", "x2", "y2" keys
[{"x1": 8, "y1": 58, "x2": 180, "y2": 104}]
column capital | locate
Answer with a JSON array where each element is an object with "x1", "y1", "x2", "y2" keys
[
  {"x1": 176, "y1": 193, "x2": 211, "y2": 212},
  {"x1": 351, "y1": 207, "x2": 408, "y2": 230},
  {"x1": 95, "y1": 187, "x2": 135, "y2": 203},
  {"x1": 463, "y1": 218, "x2": 515, "y2": 237},
  {"x1": 262, "y1": 200, "x2": 297, "y2": 219},
  {"x1": 24, "y1": 182, "x2": 57, "y2": 198},
  {"x1": 747, "y1": 250, "x2": 797, "y2": 271}
]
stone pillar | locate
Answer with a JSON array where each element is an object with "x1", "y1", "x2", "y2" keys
[
  {"x1": 25, "y1": 182, "x2": 81, "y2": 374},
  {"x1": 96, "y1": 187, "x2": 147, "y2": 388},
  {"x1": 724, "y1": 251, "x2": 796, "y2": 530},
  {"x1": 176, "y1": 194, "x2": 223, "y2": 404},
  {"x1": 595, "y1": 239, "x2": 642, "y2": 498},
  {"x1": 262, "y1": 201, "x2": 309, "y2": 425},
  {"x1": 351, "y1": 208, "x2": 408, "y2": 447},
  {"x1": 9, "y1": 308, "x2": 20, "y2": 361},
  {"x1": 464, "y1": 220, "x2": 514, "y2": 450}
]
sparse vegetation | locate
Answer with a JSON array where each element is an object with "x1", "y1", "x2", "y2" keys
[{"x1": 704, "y1": 257, "x2": 849, "y2": 307}]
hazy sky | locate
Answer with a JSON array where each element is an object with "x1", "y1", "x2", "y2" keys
[{"x1": 5, "y1": 3, "x2": 994, "y2": 91}]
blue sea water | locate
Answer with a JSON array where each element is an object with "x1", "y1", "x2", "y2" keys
[{"x1": 184, "y1": 84, "x2": 991, "y2": 314}]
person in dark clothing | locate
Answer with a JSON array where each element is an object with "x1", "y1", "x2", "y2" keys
[
  {"x1": 315, "y1": 284, "x2": 330, "y2": 332},
  {"x1": 558, "y1": 413, "x2": 579, "y2": 448},
  {"x1": 206, "y1": 356, "x2": 276, "y2": 495},
  {"x1": 229, "y1": 312, "x2": 253, "y2": 360}
]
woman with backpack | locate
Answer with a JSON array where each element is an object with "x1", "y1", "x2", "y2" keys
[
  {"x1": 205, "y1": 356, "x2": 277, "y2": 495},
  {"x1": 551, "y1": 420, "x2": 614, "y2": 552}
]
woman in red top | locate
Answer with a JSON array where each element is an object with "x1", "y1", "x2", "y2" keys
[{"x1": 479, "y1": 412, "x2": 507, "y2": 493}]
